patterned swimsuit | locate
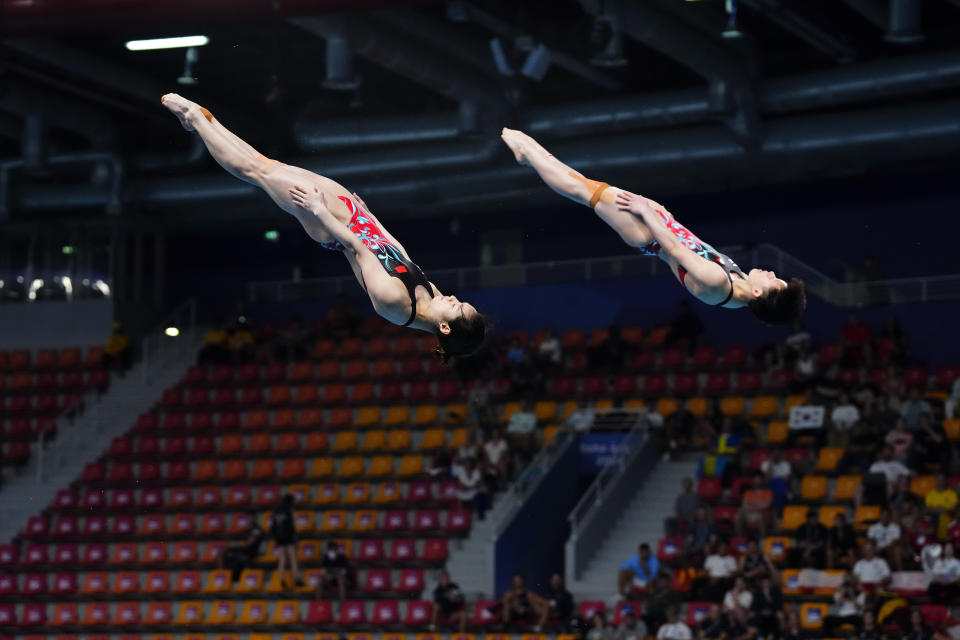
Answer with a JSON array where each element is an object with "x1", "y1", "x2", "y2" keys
[
  {"x1": 637, "y1": 207, "x2": 746, "y2": 306},
  {"x1": 321, "y1": 196, "x2": 433, "y2": 326}
]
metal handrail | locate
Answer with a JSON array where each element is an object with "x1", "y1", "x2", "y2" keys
[{"x1": 247, "y1": 243, "x2": 960, "y2": 307}]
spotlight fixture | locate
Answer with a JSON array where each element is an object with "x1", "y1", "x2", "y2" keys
[
  {"x1": 126, "y1": 36, "x2": 209, "y2": 51},
  {"x1": 165, "y1": 327, "x2": 180, "y2": 337}
]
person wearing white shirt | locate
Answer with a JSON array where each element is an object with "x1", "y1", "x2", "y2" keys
[
  {"x1": 831, "y1": 393, "x2": 861, "y2": 430},
  {"x1": 656, "y1": 608, "x2": 692, "y2": 640},
  {"x1": 536, "y1": 329, "x2": 562, "y2": 368},
  {"x1": 761, "y1": 450, "x2": 791, "y2": 481},
  {"x1": 927, "y1": 542, "x2": 960, "y2": 603},
  {"x1": 702, "y1": 540, "x2": 737, "y2": 601},
  {"x1": 866, "y1": 509, "x2": 901, "y2": 551},
  {"x1": 945, "y1": 378, "x2": 960, "y2": 419},
  {"x1": 566, "y1": 405, "x2": 596, "y2": 433},
  {"x1": 454, "y1": 458, "x2": 487, "y2": 519},
  {"x1": 852, "y1": 543, "x2": 891, "y2": 588},
  {"x1": 721, "y1": 577, "x2": 753, "y2": 612},
  {"x1": 483, "y1": 429, "x2": 510, "y2": 487}
]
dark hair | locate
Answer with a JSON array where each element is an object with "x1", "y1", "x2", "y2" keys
[
  {"x1": 435, "y1": 311, "x2": 489, "y2": 363},
  {"x1": 280, "y1": 494, "x2": 295, "y2": 509},
  {"x1": 747, "y1": 278, "x2": 806, "y2": 325}
]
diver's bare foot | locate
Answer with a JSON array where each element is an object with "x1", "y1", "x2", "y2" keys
[
  {"x1": 500, "y1": 127, "x2": 530, "y2": 166},
  {"x1": 161, "y1": 93, "x2": 198, "y2": 131}
]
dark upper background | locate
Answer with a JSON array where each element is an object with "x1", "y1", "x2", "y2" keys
[{"x1": 0, "y1": 0, "x2": 959, "y2": 311}]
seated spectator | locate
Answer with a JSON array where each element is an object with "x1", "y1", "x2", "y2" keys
[
  {"x1": 915, "y1": 413, "x2": 950, "y2": 470},
  {"x1": 945, "y1": 376, "x2": 960, "y2": 419},
  {"x1": 721, "y1": 576, "x2": 753, "y2": 613},
  {"x1": 672, "y1": 477, "x2": 701, "y2": 533},
  {"x1": 536, "y1": 328, "x2": 563, "y2": 370},
  {"x1": 665, "y1": 301, "x2": 702, "y2": 350},
  {"x1": 685, "y1": 507, "x2": 715, "y2": 562},
  {"x1": 904, "y1": 608, "x2": 933, "y2": 640},
  {"x1": 427, "y1": 449, "x2": 452, "y2": 478},
  {"x1": 467, "y1": 380, "x2": 494, "y2": 429},
  {"x1": 827, "y1": 513, "x2": 858, "y2": 569},
  {"x1": 566, "y1": 401, "x2": 596, "y2": 433},
  {"x1": 505, "y1": 338, "x2": 528, "y2": 368},
  {"x1": 851, "y1": 368, "x2": 879, "y2": 407},
  {"x1": 858, "y1": 611, "x2": 881, "y2": 640},
  {"x1": 825, "y1": 572, "x2": 864, "y2": 636},
  {"x1": 781, "y1": 611, "x2": 807, "y2": 640},
  {"x1": 761, "y1": 449, "x2": 791, "y2": 482},
  {"x1": 737, "y1": 539, "x2": 771, "y2": 582},
  {"x1": 840, "y1": 312, "x2": 871, "y2": 365},
  {"x1": 429, "y1": 570, "x2": 466, "y2": 632},
  {"x1": 699, "y1": 603, "x2": 728, "y2": 639},
  {"x1": 784, "y1": 320, "x2": 812, "y2": 358},
  {"x1": 228, "y1": 318, "x2": 255, "y2": 362},
  {"x1": 926, "y1": 542, "x2": 960, "y2": 604},
  {"x1": 701, "y1": 540, "x2": 737, "y2": 601},
  {"x1": 751, "y1": 574, "x2": 784, "y2": 637},
  {"x1": 852, "y1": 542, "x2": 891, "y2": 591},
  {"x1": 326, "y1": 293, "x2": 357, "y2": 337},
  {"x1": 217, "y1": 512, "x2": 265, "y2": 581},
  {"x1": 539, "y1": 572, "x2": 574, "y2": 630},
  {"x1": 614, "y1": 609, "x2": 647, "y2": 640},
  {"x1": 735, "y1": 485, "x2": 773, "y2": 538},
  {"x1": 829, "y1": 392, "x2": 860, "y2": 447},
  {"x1": 586, "y1": 611, "x2": 612, "y2": 640},
  {"x1": 794, "y1": 510, "x2": 828, "y2": 568},
  {"x1": 501, "y1": 573, "x2": 548, "y2": 630},
  {"x1": 644, "y1": 574, "x2": 679, "y2": 631},
  {"x1": 792, "y1": 345, "x2": 818, "y2": 391},
  {"x1": 319, "y1": 541, "x2": 349, "y2": 602},
  {"x1": 483, "y1": 428, "x2": 510, "y2": 490},
  {"x1": 902, "y1": 502, "x2": 936, "y2": 559},
  {"x1": 454, "y1": 458, "x2": 487, "y2": 520},
  {"x1": 885, "y1": 419, "x2": 914, "y2": 463},
  {"x1": 104, "y1": 321, "x2": 132, "y2": 372},
  {"x1": 866, "y1": 508, "x2": 902, "y2": 571},
  {"x1": 947, "y1": 506, "x2": 960, "y2": 547},
  {"x1": 814, "y1": 364, "x2": 843, "y2": 404},
  {"x1": 656, "y1": 607, "x2": 692, "y2": 640},
  {"x1": 900, "y1": 387, "x2": 933, "y2": 429},
  {"x1": 506, "y1": 401, "x2": 538, "y2": 449},
  {"x1": 618, "y1": 542, "x2": 660, "y2": 596},
  {"x1": 858, "y1": 446, "x2": 912, "y2": 508},
  {"x1": 923, "y1": 473, "x2": 957, "y2": 540}
]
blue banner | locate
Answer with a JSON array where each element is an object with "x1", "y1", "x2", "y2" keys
[{"x1": 579, "y1": 433, "x2": 630, "y2": 474}]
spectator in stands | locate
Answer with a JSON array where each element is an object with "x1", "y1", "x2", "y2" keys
[
  {"x1": 454, "y1": 457, "x2": 488, "y2": 520},
  {"x1": 925, "y1": 475, "x2": 957, "y2": 541},
  {"x1": 103, "y1": 321, "x2": 132, "y2": 372},
  {"x1": 885, "y1": 418, "x2": 915, "y2": 463},
  {"x1": 852, "y1": 367, "x2": 880, "y2": 407},
  {"x1": 326, "y1": 293, "x2": 357, "y2": 337},
  {"x1": 618, "y1": 542, "x2": 660, "y2": 596},
  {"x1": 665, "y1": 301, "x2": 703, "y2": 351},
  {"x1": 536, "y1": 328, "x2": 563, "y2": 370},
  {"x1": 429, "y1": 570, "x2": 466, "y2": 632},
  {"x1": 701, "y1": 540, "x2": 737, "y2": 601},
  {"x1": 858, "y1": 446, "x2": 912, "y2": 509},
  {"x1": 501, "y1": 573, "x2": 549, "y2": 630},
  {"x1": 867, "y1": 508, "x2": 902, "y2": 571},
  {"x1": 829, "y1": 392, "x2": 861, "y2": 447},
  {"x1": 901, "y1": 387, "x2": 933, "y2": 429},
  {"x1": 199, "y1": 320, "x2": 230, "y2": 364},
  {"x1": 878, "y1": 315, "x2": 909, "y2": 363},
  {"x1": 457, "y1": 429, "x2": 481, "y2": 464},
  {"x1": 852, "y1": 542, "x2": 891, "y2": 590},
  {"x1": 539, "y1": 572, "x2": 575, "y2": 630},
  {"x1": 721, "y1": 576, "x2": 753, "y2": 613},
  {"x1": 889, "y1": 475, "x2": 920, "y2": 516},
  {"x1": 427, "y1": 448, "x2": 452, "y2": 478},
  {"x1": 713, "y1": 419, "x2": 742, "y2": 486},
  {"x1": 735, "y1": 483, "x2": 773, "y2": 538},
  {"x1": 614, "y1": 609, "x2": 647, "y2": 640},
  {"x1": 319, "y1": 540, "x2": 349, "y2": 602},
  {"x1": 948, "y1": 506, "x2": 960, "y2": 547},
  {"x1": 685, "y1": 507, "x2": 715, "y2": 563},
  {"x1": 751, "y1": 574, "x2": 784, "y2": 637},
  {"x1": 761, "y1": 449, "x2": 792, "y2": 483},
  {"x1": 645, "y1": 573, "x2": 679, "y2": 631},
  {"x1": 483, "y1": 428, "x2": 511, "y2": 490},
  {"x1": 467, "y1": 379, "x2": 495, "y2": 429},
  {"x1": 794, "y1": 510, "x2": 828, "y2": 568},
  {"x1": 840, "y1": 312, "x2": 871, "y2": 365},
  {"x1": 825, "y1": 572, "x2": 865, "y2": 635},
  {"x1": 269, "y1": 494, "x2": 302, "y2": 589},
  {"x1": 813, "y1": 364, "x2": 843, "y2": 404},
  {"x1": 227, "y1": 317, "x2": 255, "y2": 362},
  {"x1": 945, "y1": 376, "x2": 960, "y2": 419},
  {"x1": 781, "y1": 611, "x2": 807, "y2": 640},
  {"x1": 566, "y1": 401, "x2": 597, "y2": 433},
  {"x1": 656, "y1": 607, "x2": 692, "y2": 640},
  {"x1": 506, "y1": 400, "x2": 538, "y2": 450},
  {"x1": 904, "y1": 608, "x2": 934, "y2": 640},
  {"x1": 827, "y1": 513, "x2": 858, "y2": 569},
  {"x1": 672, "y1": 477, "x2": 701, "y2": 532},
  {"x1": 217, "y1": 511, "x2": 265, "y2": 581},
  {"x1": 586, "y1": 611, "x2": 612, "y2": 640},
  {"x1": 915, "y1": 413, "x2": 950, "y2": 472},
  {"x1": 902, "y1": 501, "x2": 936, "y2": 560},
  {"x1": 698, "y1": 604, "x2": 728, "y2": 639},
  {"x1": 784, "y1": 320, "x2": 812, "y2": 359},
  {"x1": 792, "y1": 344, "x2": 818, "y2": 392},
  {"x1": 926, "y1": 542, "x2": 960, "y2": 603},
  {"x1": 858, "y1": 610, "x2": 881, "y2": 640}
]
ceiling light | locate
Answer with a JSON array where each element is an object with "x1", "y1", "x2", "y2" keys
[
  {"x1": 126, "y1": 36, "x2": 209, "y2": 51},
  {"x1": 62, "y1": 245, "x2": 74, "y2": 255},
  {"x1": 165, "y1": 327, "x2": 180, "y2": 337}
]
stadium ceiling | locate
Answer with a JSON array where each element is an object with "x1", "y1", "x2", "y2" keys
[{"x1": 2, "y1": 0, "x2": 960, "y2": 226}]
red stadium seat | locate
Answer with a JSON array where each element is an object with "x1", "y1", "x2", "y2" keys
[
  {"x1": 20, "y1": 602, "x2": 47, "y2": 626},
  {"x1": 162, "y1": 412, "x2": 186, "y2": 431},
  {"x1": 408, "y1": 380, "x2": 431, "y2": 403},
  {"x1": 936, "y1": 365, "x2": 960, "y2": 388},
  {"x1": 435, "y1": 380, "x2": 459, "y2": 402},
  {"x1": 691, "y1": 347, "x2": 717, "y2": 368},
  {"x1": 186, "y1": 388, "x2": 208, "y2": 407},
  {"x1": 54, "y1": 544, "x2": 78, "y2": 564},
  {"x1": 673, "y1": 372, "x2": 697, "y2": 395},
  {"x1": 22, "y1": 572, "x2": 47, "y2": 596},
  {"x1": 364, "y1": 569, "x2": 391, "y2": 592},
  {"x1": 389, "y1": 539, "x2": 417, "y2": 563},
  {"x1": 397, "y1": 568, "x2": 424, "y2": 593},
  {"x1": 372, "y1": 601, "x2": 399, "y2": 625},
  {"x1": 736, "y1": 371, "x2": 762, "y2": 393},
  {"x1": 420, "y1": 539, "x2": 447, "y2": 562},
  {"x1": 579, "y1": 601, "x2": 606, "y2": 621},
  {"x1": 160, "y1": 389, "x2": 182, "y2": 408},
  {"x1": 358, "y1": 539, "x2": 384, "y2": 562},
  {"x1": 54, "y1": 515, "x2": 78, "y2": 537},
  {"x1": 0, "y1": 545, "x2": 17, "y2": 566},
  {"x1": 82, "y1": 543, "x2": 108, "y2": 564},
  {"x1": 383, "y1": 510, "x2": 409, "y2": 533},
  {"x1": 24, "y1": 544, "x2": 48, "y2": 565},
  {"x1": 704, "y1": 372, "x2": 731, "y2": 394},
  {"x1": 611, "y1": 375, "x2": 636, "y2": 396},
  {"x1": 469, "y1": 600, "x2": 500, "y2": 626},
  {"x1": 445, "y1": 508, "x2": 471, "y2": 534},
  {"x1": 25, "y1": 515, "x2": 49, "y2": 537},
  {"x1": 338, "y1": 601, "x2": 366, "y2": 625},
  {"x1": 0, "y1": 573, "x2": 15, "y2": 596},
  {"x1": 51, "y1": 572, "x2": 77, "y2": 595},
  {"x1": 661, "y1": 347, "x2": 686, "y2": 369},
  {"x1": 642, "y1": 374, "x2": 667, "y2": 396},
  {"x1": 305, "y1": 601, "x2": 333, "y2": 625},
  {"x1": 657, "y1": 537, "x2": 684, "y2": 563},
  {"x1": 698, "y1": 477, "x2": 723, "y2": 502}
]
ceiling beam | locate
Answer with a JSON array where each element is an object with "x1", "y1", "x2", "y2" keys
[
  {"x1": 842, "y1": 0, "x2": 887, "y2": 29},
  {"x1": 740, "y1": 0, "x2": 856, "y2": 62}
]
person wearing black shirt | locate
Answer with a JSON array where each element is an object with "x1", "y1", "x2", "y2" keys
[
  {"x1": 700, "y1": 604, "x2": 729, "y2": 639},
  {"x1": 320, "y1": 540, "x2": 349, "y2": 602},
  {"x1": 827, "y1": 513, "x2": 858, "y2": 569},
  {"x1": 538, "y1": 572, "x2": 575, "y2": 629},
  {"x1": 793, "y1": 511, "x2": 828, "y2": 568},
  {"x1": 217, "y1": 512, "x2": 265, "y2": 581},
  {"x1": 430, "y1": 570, "x2": 466, "y2": 632},
  {"x1": 902, "y1": 608, "x2": 934, "y2": 640},
  {"x1": 269, "y1": 494, "x2": 302, "y2": 589},
  {"x1": 751, "y1": 575, "x2": 784, "y2": 637},
  {"x1": 502, "y1": 573, "x2": 549, "y2": 631},
  {"x1": 858, "y1": 611, "x2": 882, "y2": 640}
]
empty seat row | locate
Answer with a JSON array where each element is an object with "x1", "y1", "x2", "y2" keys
[
  {"x1": 24, "y1": 508, "x2": 471, "y2": 541},
  {"x1": 0, "y1": 393, "x2": 85, "y2": 415},
  {"x1": 0, "y1": 347, "x2": 104, "y2": 372},
  {"x1": 0, "y1": 537, "x2": 449, "y2": 568},
  {"x1": 52, "y1": 481, "x2": 459, "y2": 513},
  {"x1": 0, "y1": 369, "x2": 109, "y2": 393}
]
